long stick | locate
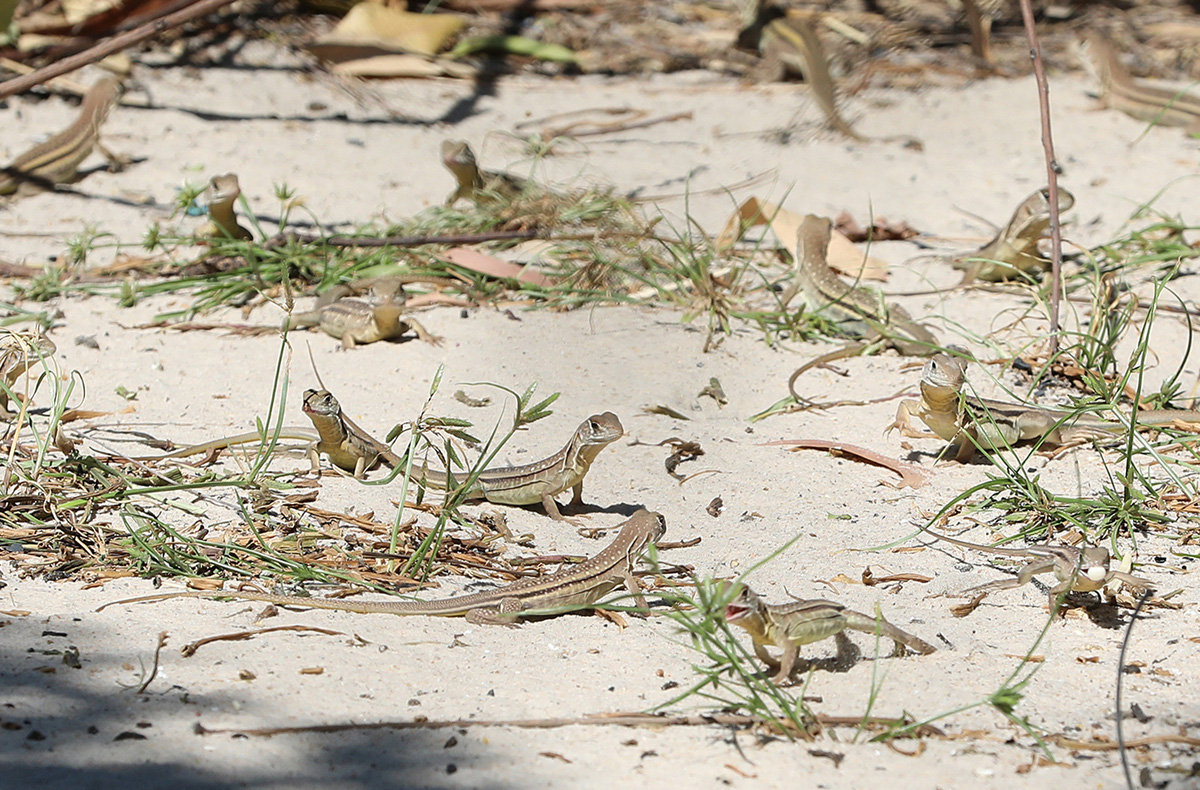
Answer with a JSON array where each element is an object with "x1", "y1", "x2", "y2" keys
[{"x1": 1017, "y1": 0, "x2": 1063, "y2": 355}]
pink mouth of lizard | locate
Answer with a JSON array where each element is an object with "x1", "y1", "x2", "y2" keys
[{"x1": 724, "y1": 603, "x2": 748, "y2": 622}]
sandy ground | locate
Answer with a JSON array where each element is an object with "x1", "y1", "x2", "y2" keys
[{"x1": 2, "y1": 39, "x2": 1200, "y2": 789}]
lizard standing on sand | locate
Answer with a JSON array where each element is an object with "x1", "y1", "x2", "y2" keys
[
  {"x1": 723, "y1": 583, "x2": 936, "y2": 684},
  {"x1": 441, "y1": 139, "x2": 529, "y2": 206},
  {"x1": 952, "y1": 187, "x2": 1076, "y2": 284},
  {"x1": 889, "y1": 352, "x2": 1200, "y2": 462},
  {"x1": 138, "y1": 389, "x2": 400, "y2": 480},
  {"x1": 100, "y1": 510, "x2": 668, "y2": 626},
  {"x1": 0, "y1": 76, "x2": 124, "y2": 197},
  {"x1": 285, "y1": 277, "x2": 441, "y2": 349},
  {"x1": 197, "y1": 173, "x2": 253, "y2": 241},
  {"x1": 414, "y1": 412, "x2": 624, "y2": 522},
  {"x1": 920, "y1": 529, "x2": 1153, "y2": 616}
]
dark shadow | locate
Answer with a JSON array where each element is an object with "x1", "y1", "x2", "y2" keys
[{"x1": 0, "y1": 609, "x2": 519, "y2": 789}]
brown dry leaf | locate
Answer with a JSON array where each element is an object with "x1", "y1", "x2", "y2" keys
[
  {"x1": 440, "y1": 247, "x2": 554, "y2": 287},
  {"x1": 185, "y1": 578, "x2": 225, "y2": 591},
  {"x1": 716, "y1": 197, "x2": 888, "y2": 280},
  {"x1": 861, "y1": 567, "x2": 932, "y2": 586},
  {"x1": 762, "y1": 439, "x2": 930, "y2": 489}
]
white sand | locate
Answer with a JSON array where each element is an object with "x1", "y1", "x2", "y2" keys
[{"x1": 2, "y1": 41, "x2": 1198, "y2": 788}]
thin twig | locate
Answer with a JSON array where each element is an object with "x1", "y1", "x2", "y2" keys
[
  {"x1": 194, "y1": 711, "x2": 942, "y2": 738},
  {"x1": 1016, "y1": 0, "x2": 1063, "y2": 354},
  {"x1": 135, "y1": 631, "x2": 169, "y2": 694},
  {"x1": 1116, "y1": 589, "x2": 1152, "y2": 790},
  {"x1": 0, "y1": 0, "x2": 241, "y2": 99},
  {"x1": 180, "y1": 625, "x2": 345, "y2": 658}
]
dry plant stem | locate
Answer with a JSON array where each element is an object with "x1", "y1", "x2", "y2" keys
[
  {"x1": 194, "y1": 711, "x2": 940, "y2": 738},
  {"x1": 1017, "y1": 0, "x2": 1063, "y2": 354},
  {"x1": 0, "y1": 0, "x2": 240, "y2": 99}
]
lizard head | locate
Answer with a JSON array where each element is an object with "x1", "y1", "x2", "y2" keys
[
  {"x1": 302, "y1": 389, "x2": 340, "y2": 418},
  {"x1": 722, "y1": 583, "x2": 764, "y2": 625},
  {"x1": 1080, "y1": 547, "x2": 1112, "y2": 583},
  {"x1": 582, "y1": 412, "x2": 624, "y2": 445},
  {"x1": 921, "y1": 351, "x2": 967, "y2": 393},
  {"x1": 441, "y1": 140, "x2": 476, "y2": 170}
]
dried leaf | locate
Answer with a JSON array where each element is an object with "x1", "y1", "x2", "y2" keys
[
  {"x1": 762, "y1": 439, "x2": 930, "y2": 489},
  {"x1": 440, "y1": 247, "x2": 554, "y2": 287},
  {"x1": 312, "y1": 5, "x2": 463, "y2": 57},
  {"x1": 716, "y1": 197, "x2": 887, "y2": 280}
]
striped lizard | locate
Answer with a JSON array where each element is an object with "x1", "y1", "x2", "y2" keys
[
  {"x1": 1086, "y1": 32, "x2": 1200, "y2": 134},
  {"x1": 889, "y1": 352, "x2": 1200, "y2": 462},
  {"x1": 285, "y1": 277, "x2": 441, "y2": 349},
  {"x1": 414, "y1": 412, "x2": 624, "y2": 522},
  {"x1": 100, "y1": 509, "x2": 667, "y2": 626},
  {"x1": 723, "y1": 583, "x2": 936, "y2": 684},
  {"x1": 0, "y1": 76, "x2": 123, "y2": 197},
  {"x1": 441, "y1": 140, "x2": 528, "y2": 206},
  {"x1": 952, "y1": 187, "x2": 1075, "y2": 284},
  {"x1": 139, "y1": 388, "x2": 399, "y2": 479},
  {"x1": 920, "y1": 529, "x2": 1152, "y2": 616}
]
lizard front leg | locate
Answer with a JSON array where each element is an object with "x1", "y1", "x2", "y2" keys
[
  {"x1": 887, "y1": 399, "x2": 937, "y2": 439},
  {"x1": 541, "y1": 492, "x2": 587, "y2": 525},
  {"x1": 621, "y1": 568, "x2": 649, "y2": 611},
  {"x1": 405, "y1": 318, "x2": 442, "y2": 346},
  {"x1": 464, "y1": 596, "x2": 524, "y2": 627},
  {"x1": 749, "y1": 641, "x2": 784, "y2": 680},
  {"x1": 772, "y1": 641, "x2": 800, "y2": 684}
]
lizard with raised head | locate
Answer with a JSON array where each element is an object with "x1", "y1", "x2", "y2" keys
[
  {"x1": 785, "y1": 214, "x2": 939, "y2": 404},
  {"x1": 414, "y1": 412, "x2": 624, "y2": 522},
  {"x1": 137, "y1": 389, "x2": 399, "y2": 479},
  {"x1": 441, "y1": 139, "x2": 529, "y2": 206},
  {"x1": 100, "y1": 509, "x2": 668, "y2": 626},
  {"x1": 919, "y1": 528, "x2": 1152, "y2": 616},
  {"x1": 952, "y1": 187, "x2": 1076, "y2": 284},
  {"x1": 197, "y1": 173, "x2": 253, "y2": 241},
  {"x1": 723, "y1": 583, "x2": 936, "y2": 684},
  {"x1": 889, "y1": 352, "x2": 1200, "y2": 462},
  {"x1": 0, "y1": 76, "x2": 123, "y2": 197}
]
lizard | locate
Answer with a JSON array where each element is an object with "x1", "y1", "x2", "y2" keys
[
  {"x1": 284, "y1": 276, "x2": 441, "y2": 349},
  {"x1": 413, "y1": 412, "x2": 624, "y2": 522},
  {"x1": 951, "y1": 187, "x2": 1076, "y2": 284},
  {"x1": 889, "y1": 351, "x2": 1200, "y2": 462},
  {"x1": 785, "y1": 213, "x2": 940, "y2": 404},
  {"x1": 196, "y1": 173, "x2": 253, "y2": 241},
  {"x1": 919, "y1": 528, "x2": 1153, "y2": 615},
  {"x1": 99, "y1": 509, "x2": 668, "y2": 626},
  {"x1": 0, "y1": 330, "x2": 56, "y2": 413},
  {"x1": 1085, "y1": 32, "x2": 1200, "y2": 134},
  {"x1": 0, "y1": 76, "x2": 123, "y2": 197},
  {"x1": 441, "y1": 139, "x2": 529, "y2": 206},
  {"x1": 723, "y1": 583, "x2": 936, "y2": 684},
  {"x1": 136, "y1": 389, "x2": 400, "y2": 479}
]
